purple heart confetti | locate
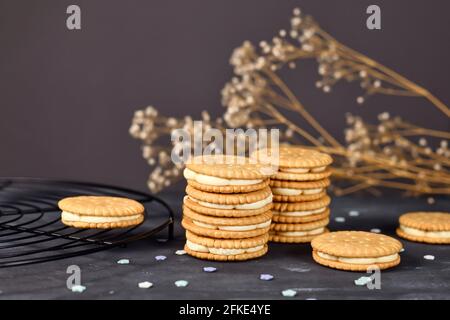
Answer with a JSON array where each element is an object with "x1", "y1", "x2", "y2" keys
[
  {"x1": 155, "y1": 255, "x2": 167, "y2": 261},
  {"x1": 203, "y1": 267, "x2": 217, "y2": 273}
]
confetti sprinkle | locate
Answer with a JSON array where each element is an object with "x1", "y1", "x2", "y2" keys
[
  {"x1": 203, "y1": 267, "x2": 217, "y2": 273},
  {"x1": 117, "y1": 259, "x2": 130, "y2": 265},
  {"x1": 354, "y1": 276, "x2": 372, "y2": 286},
  {"x1": 157, "y1": 238, "x2": 168, "y2": 243},
  {"x1": 155, "y1": 255, "x2": 167, "y2": 261},
  {"x1": 175, "y1": 280, "x2": 189, "y2": 287},
  {"x1": 306, "y1": 298, "x2": 317, "y2": 300},
  {"x1": 70, "y1": 285, "x2": 86, "y2": 293},
  {"x1": 138, "y1": 281, "x2": 153, "y2": 289},
  {"x1": 427, "y1": 197, "x2": 435, "y2": 205},
  {"x1": 335, "y1": 217, "x2": 345, "y2": 223},
  {"x1": 424, "y1": 255, "x2": 435, "y2": 261},
  {"x1": 281, "y1": 289, "x2": 297, "y2": 297},
  {"x1": 348, "y1": 210, "x2": 360, "y2": 217},
  {"x1": 175, "y1": 250, "x2": 187, "y2": 255},
  {"x1": 109, "y1": 290, "x2": 115, "y2": 294},
  {"x1": 370, "y1": 228, "x2": 381, "y2": 233},
  {"x1": 400, "y1": 248, "x2": 405, "y2": 253},
  {"x1": 260, "y1": 274, "x2": 274, "y2": 281}
]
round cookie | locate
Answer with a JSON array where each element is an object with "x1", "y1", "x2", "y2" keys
[
  {"x1": 187, "y1": 178, "x2": 270, "y2": 194},
  {"x1": 183, "y1": 196, "x2": 272, "y2": 217},
  {"x1": 272, "y1": 195, "x2": 331, "y2": 212},
  {"x1": 396, "y1": 211, "x2": 450, "y2": 244},
  {"x1": 311, "y1": 231, "x2": 403, "y2": 271},
  {"x1": 273, "y1": 169, "x2": 332, "y2": 182},
  {"x1": 271, "y1": 178, "x2": 330, "y2": 202},
  {"x1": 182, "y1": 216, "x2": 271, "y2": 239},
  {"x1": 185, "y1": 230, "x2": 268, "y2": 261},
  {"x1": 272, "y1": 207, "x2": 330, "y2": 224},
  {"x1": 271, "y1": 217, "x2": 330, "y2": 232},
  {"x1": 186, "y1": 185, "x2": 272, "y2": 207},
  {"x1": 270, "y1": 228, "x2": 329, "y2": 243},
  {"x1": 58, "y1": 196, "x2": 145, "y2": 229},
  {"x1": 253, "y1": 146, "x2": 333, "y2": 169}
]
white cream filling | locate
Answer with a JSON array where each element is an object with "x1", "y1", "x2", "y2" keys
[
  {"x1": 279, "y1": 166, "x2": 326, "y2": 173},
  {"x1": 273, "y1": 207, "x2": 326, "y2": 217},
  {"x1": 187, "y1": 194, "x2": 272, "y2": 210},
  {"x1": 272, "y1": 187, "x2": 323, "y2": 196},
  {"x1": 400, "y1": 225, "x2": 450, "y2": 238},
  {"x1": 317, "y1": 251, "x2": 399, "y2": 264},
  {"x1": 274, "y1": 227, "x2": 325, "y2": 237},
  {"x1": 186, "y1": 240, "x2": 264, "y2": 255},
  {"x1": 184, "y1": 168, "x2": 262, "y2": 186},
  {"x1": 192, "y1": 219, "x2": 271, "y2": 231},
  {"x1": 61, "y1": 211, "x2": 142, "y2": 223}
]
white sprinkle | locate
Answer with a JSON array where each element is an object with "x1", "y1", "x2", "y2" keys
[
  {"x1": 306, "y1": 297, "x2": 317, "y2": 300},
  {"x1": 175, "y1": 250, "x2": 187, "y2": 255},
  {"x1": 155, "y1": 255, "x2": 167, "y2": 261},
  {"x1": 424, "y1": 255, "x2": 435, "y2": 261},
  {"x1": 282, "y1": 289, "x2": 297, "y2": 297},
  {"x1": 335, "y1": 217, "x2": 345, "y2": 223},
  {"x1": 354, "y1": 276, "x2": 372, "y2": 286},
  {"x1": 370, "y1": 228, "x2": 381, "y2": 233},
  {"x1": 109, "y1": 290, "x2": 115, "y2": 294},
  {"x1": 117, "y1": 259, "x2": 130, "y2": 265},
  {"x1": 71, "y1": 285, "x2": 86, "y2": 293},
  {"x1": 175, "y1": 280, "x2": 189, "y2": 287},
  {"x1": 138, "y1": 281, "x2": 153, "y2": 289},
  {"x1": 348, "y1": 210, "x2": 360, "y2": 217},
  {"x1": 400, "y1": 248, "x2": 405, "y2": 253}
]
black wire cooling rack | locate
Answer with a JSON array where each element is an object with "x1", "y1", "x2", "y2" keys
[{"x1": 0, "y1": 178, "x2": 174, "y2": 268}]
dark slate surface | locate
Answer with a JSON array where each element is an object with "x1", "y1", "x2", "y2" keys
[{"x1": 0, "y1": 190, "x2": 449, "y2": 300}]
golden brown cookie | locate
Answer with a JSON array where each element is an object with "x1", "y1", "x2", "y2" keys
[
  {"x1": 272, "y1": 195, "x2": 331, "y2": 212},
  {"x1": 183, "y1": 196, "x2": 272, "y2": 217},
  {"x1": 187, "y1": 178, "x2": 270, "y2": 194},
  {"x1": 273, "y1": 169, "x2": 332, "y2": 182},
  {"x1": 184, "y1": 244, "x2": 268, "y2": 261},
  {"x1": 311, "y1": 231, "x2": 403, "y2": 271},
  {"x1": 186, "y1": 185, "x2": 272, "y2": 209},
  {"x1": 183, "y1": 205, "x2": 272, "y2": 227},
  {"x1": 253, "y1": 146, "x2": 333, "y2": 168},
  {"x1": 272, "y1": 208, "x2": 330, "y2": 224},
  {"x1": 58, "y1": 196, "x2": 145, "y2": 229},
  {"x1": 270, "y1": 178, "x2": 331, "y2": 189},
  {"x1": 273, "y1": 191, "x2": 326, "y2": 203},
  {"x1": 270, "y1": 228, "x2": 329, "y2": 243},
  {"x1": 271, "y1": 217, "x2": 329, "y2": 232},
  {"x1": 185, "y1": 155, "x2": 276, "y2": 180},
  {"x1": 182, "y1": 218, "x2": 271, "y2": 239},
  {"x1": 396, "y1": 211, "x2": 450, "y2": 244},
  {"x1": 185, "y1": 230, "x2": 269, "y2": 261}
]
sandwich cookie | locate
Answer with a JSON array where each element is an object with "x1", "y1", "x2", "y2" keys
[
  {"x1": 253, "y1": 146, "x2": 333, "y2": 181},
  {"x1": 184, "y1": 230, "x2": 268, "y2": 261},
  {"x1": 58, "y1": 196, "x2": 145, "y2": 229},
  {"x1": 184, "y1": 155, "x2": 275, "y2": 193},
  {"x1": 185, "y1": 185, "x2": 273, "y2": 211},
  {"x1": 397, "y1": 212, "x2": 450, "y2": 244},
  {"x1": 270, "y1": 178, "x2": 330, "y2": 202},
  {"x1": 311, "y1": 231, "x2": 403, "y2": 271},
  {"x1": 182, "y1": 206, "x2": 272, "y2": 239},
  {"x1": 270, "y1": 217, "x2": 329, "y2": 243},
  {"x1": 271, "y1": 195, "x2": 331, "y2": 223}
]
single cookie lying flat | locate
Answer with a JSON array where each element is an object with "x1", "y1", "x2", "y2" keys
[
  {"x1": 58, "y1": 196, "x2": 145, "y2": 229},
  {"x1": 397, "y1": 211, "x2": 450, "y2": 244},
  {"x1": 184, "y1": 230, "x2": 268, "y2": 261},
  {"x1": 311, "y1": 231, "x2": 403, "y2": 271}
]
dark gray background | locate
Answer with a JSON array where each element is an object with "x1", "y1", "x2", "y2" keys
[{"x1": 1, "y1": 0, "x2": 449, "y2": 192}]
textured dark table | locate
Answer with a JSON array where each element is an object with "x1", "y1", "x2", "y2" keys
[{"x1": 0, "y1": 189, "x2": 449, "y2": 300}]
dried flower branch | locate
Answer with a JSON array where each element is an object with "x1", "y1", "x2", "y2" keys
[{"x1": 131, "y1": 8, "x2": 449, "y2": 196}]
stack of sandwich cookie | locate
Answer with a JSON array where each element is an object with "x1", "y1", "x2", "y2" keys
[
  {"x1": 254, "y1": 146, "x2": 333, "y2": 243},
  {"x1": 397, "y1": 211, "x2": 450, "y2": 244},
  {"x1": 182, "y1": 155, "x2": 275, "y2": 261},
  {"x1": 58, "y1": 196, "x2": 145, "y2": 229},
  {"x1": 311, "y1": 231, "x2": 403, "y2": 271}
]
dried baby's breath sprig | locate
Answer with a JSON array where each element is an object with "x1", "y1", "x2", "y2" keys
[{"x1": 131, "y1": 8, "x2": 450, "y2": 196}]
